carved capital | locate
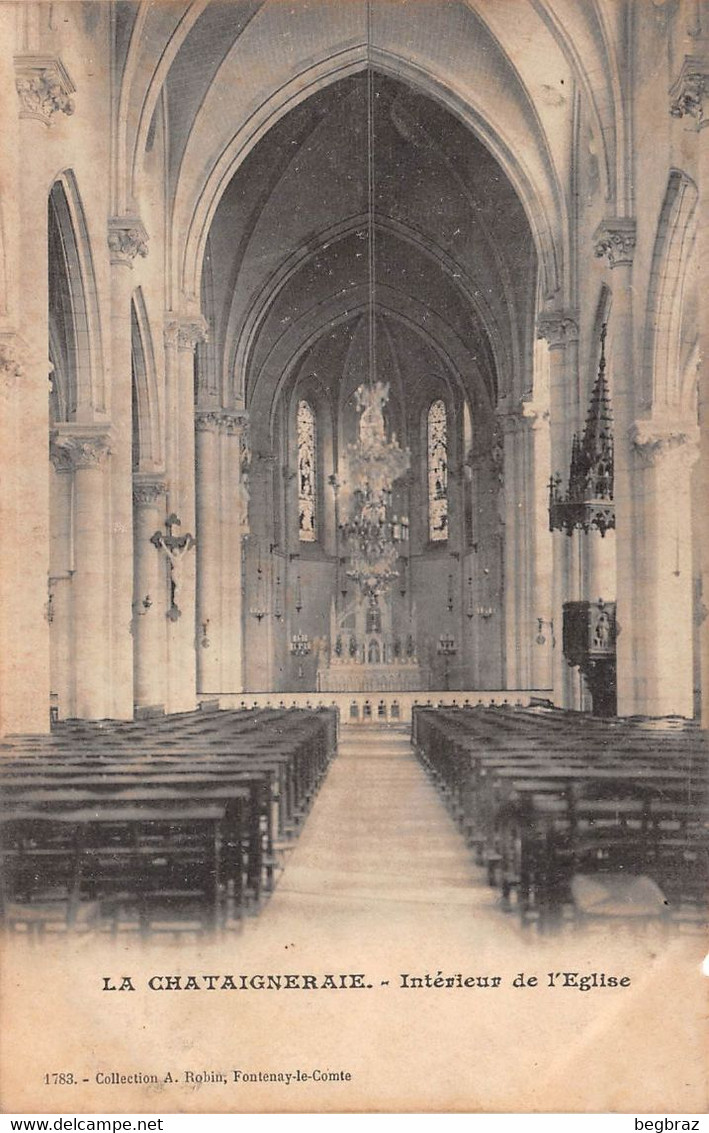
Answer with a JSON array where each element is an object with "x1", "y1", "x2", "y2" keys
[
  {"x1": 14, "y1": 56, "x2": 75, "y2": 125},
  {"x1": 50, "y1": 426, "x2": 111, "y2": 471},
  {"x1": 195, "y1": 411, "x2": 221, "y2": 434},
  {"x1": 594, "y1": 218, "x2": 636, "y2": 267},
  {"x1": 498, "y1": 411, "x2": 522, "y2": 437},
  {"x1": 108, "y1": 217, "x2": 149, "y2": 266},
  {"x1": 520, "y1": 396, "x2": 550, "y2": 430},
  {"x1": 224, "y1": 410, "x2": 250, "y2": 436},
  {"x1": 628, "y1": 420, "x2": 700, "y2": 468},
  {"x1": 132, "y1": 477, "x2": 167, "y2": 506},
  {"x1": 195, "y1": 408, "x2": 250, "y2": 436},
  {"x1": 164, "y1": 314, "x2": 209, "y2": 352},
  {"x1": 49, "y1": 444, "x2": 74, "y2": 474},
  {"x1": 670, "y1": 55, "x2": 709, "y2": 129},
  {"x1": 536, "y1": 310, "x2": 579, "y2": 347},
  {"x1": 497, "y1": 395, "x2": 548, "y2": 436}
]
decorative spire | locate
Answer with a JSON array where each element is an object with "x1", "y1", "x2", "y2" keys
[
  {"x1": 579, "y1": 323, "x2": 614, "y2": 500},
  {"x1": 549, "y1": 324, "x2": 615, "y2": 537}
]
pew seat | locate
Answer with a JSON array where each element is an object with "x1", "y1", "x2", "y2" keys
[
  {"x1": 412, "y1": 703, "x2": 706, "y2": 932},
  {"x1": 0, "y1": 707, "x2": 338, "y2": 938}
]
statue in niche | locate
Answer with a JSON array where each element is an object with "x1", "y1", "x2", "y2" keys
[{"x1": 593, "y1": 605, "x2": 612, "y2": 651}]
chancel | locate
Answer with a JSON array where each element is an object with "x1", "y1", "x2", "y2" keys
[{"x1": 0, "y1": 0, "x2": 706, "y2": 941}]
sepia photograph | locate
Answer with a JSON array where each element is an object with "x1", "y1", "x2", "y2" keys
[{"x1": 0, "y1": 0, "x2": 707, "y2": 1117}]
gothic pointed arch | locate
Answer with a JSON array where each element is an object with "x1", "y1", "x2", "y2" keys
[
  {"x1": 229, "y1": 214, "x2": 509, "y2": 408},
  {"x1": 644, "y1": 170, "x2": 698, "y2": 415},
  {"x1": 176, "y1": 49, "x2": 562, "y2": 304},
  {"x1": 131, "y1": 288, "x2": 162, "y2": 472},
  {"x1": 48, "y1": 172, "x2": 105, "y2": 418}
]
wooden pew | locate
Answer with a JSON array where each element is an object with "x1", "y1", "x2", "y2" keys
[
  {"x1": 412, "y1": 704, "x2": 707, "y2": 930},
  {"x1": 1, "y1": 802, "x2": 226, "y2": 936},
  {"x1": 0, "y1": 707, "x2": 338, "y2": 935}
]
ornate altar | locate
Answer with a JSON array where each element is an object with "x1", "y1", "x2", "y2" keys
[
  {"x1": 317, "y1": 381, "x2": 427, "y2": 693},
  {"x1": 317, "y1": 592, "x2": 427, "y2": 692}
]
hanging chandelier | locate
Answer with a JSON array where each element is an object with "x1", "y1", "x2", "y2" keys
[
  {"x1": 340, "y1": 381, "x2": 410, "y2": 598},
  {"x1": 338, "y1": 19, "x2": 411, "y2": 600}
]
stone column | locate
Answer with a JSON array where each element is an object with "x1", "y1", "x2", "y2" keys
[
  {"x1": 132, "y1": 476, "x2": 167, "y2": 711},
  {"x1": 224, "y1": 413, "x2": 250, "y2": 692},
  {"x1": 48, "y1": 449, "x2": 75, "y2": 720},
  {"x1": 467, "y1": 440, "x2": 505, "y2": 690},
  {"x1": 498, "y1": 403, "x2": 525, "y2": 690},
  {"x1": 0, "y1": 59, "x2": 75, "y2": 734},
  {"x1": 523, "y1": 401, "x2": 554, "y2": 693},
  {"x1": 0, "y1": 335, "x2": 50, "y2": 732},
  {"x1": 51, "y1": 427, "x2": 111, "y2": 720},
  {"x1": 195, "y1": 411, "x2": 223, "y2": 694},
  {"x1": 628, "y1": 423, "x2": 699, "y2": 718},
  {"x1": 244, "y1": 450, "x2": 276, "y2": 692},
  {"x1": 583, "y1": 529, "x2": 616, "y2": 606},
  {"x1": 163, "y1": 313, "x2": 207, "y2": 712},
  {"x1": 594, "y1": 219, "x2": 637, "y2": 715},
  {"x1": 498, "y1": 398, "x2": 553, "y2": 693},
  {"x1": 670, "y1": 55, "x2": 709, "y2": 723},
  {"x1": 536, "y1": 311, "x2": 581, "y2": 707},
  {"x1": 107, "y1": 217, "x2": 149, "y2": 719},
  {"x1": 195, "y1": 410, "x2": 250, "y2": 695}
]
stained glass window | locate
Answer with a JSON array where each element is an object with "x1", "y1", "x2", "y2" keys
[
  {"x1": 297, "y1": 399, "x2": 317, "y2": 542},
  {"x1": 428, "y1": 399, "x2": 448, "y2": 542}
]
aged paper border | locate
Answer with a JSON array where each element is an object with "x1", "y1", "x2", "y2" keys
[{"x1": 1, "y1": 0, "x2": 707, "y2": 1115}]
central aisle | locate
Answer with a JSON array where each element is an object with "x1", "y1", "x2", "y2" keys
[
  {"x1": 246, "y1": 725, "x2": 518, "y2": 949},
  {"x1": 219, "y1": 725, "x2": 703, "y2": 1112}
]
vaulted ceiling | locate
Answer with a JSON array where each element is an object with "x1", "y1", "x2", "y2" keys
[
  {"x1": 112, "y1": 0, "x2": 633, "y2": 428},
  {"x1": 115, "y1": 0, "x2": 630, "y2": 306},
  {"x1": 204, "y1": 71, "x2": 536, "y2": 430}
]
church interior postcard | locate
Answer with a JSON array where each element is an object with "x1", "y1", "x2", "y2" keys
[{"x1": 0, "y1": 0, "x2": 707, "y2": 1116}]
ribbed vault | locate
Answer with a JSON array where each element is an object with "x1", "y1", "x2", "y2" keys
[{"x1": 203, "y1": 70, "x2": 537, "y2": 436}]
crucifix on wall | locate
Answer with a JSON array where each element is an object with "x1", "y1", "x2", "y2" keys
[{"x1": 150, "y1": 513, "x2": 196, "y2": 621}]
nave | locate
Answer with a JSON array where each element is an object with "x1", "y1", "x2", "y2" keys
[
  {"x1": 0, "y1": 710, "x2": 516, "y2": 944},
  {"x1": 2, "y1": 704, "x2": 705, "y2": 943},
  {"x1": 243, "y1": 725, "x2": 516, "y2": 950}
]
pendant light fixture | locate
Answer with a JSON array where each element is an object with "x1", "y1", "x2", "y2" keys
[{"x1": 339, "y1": 11, "x2": 411, "y2": 600}]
